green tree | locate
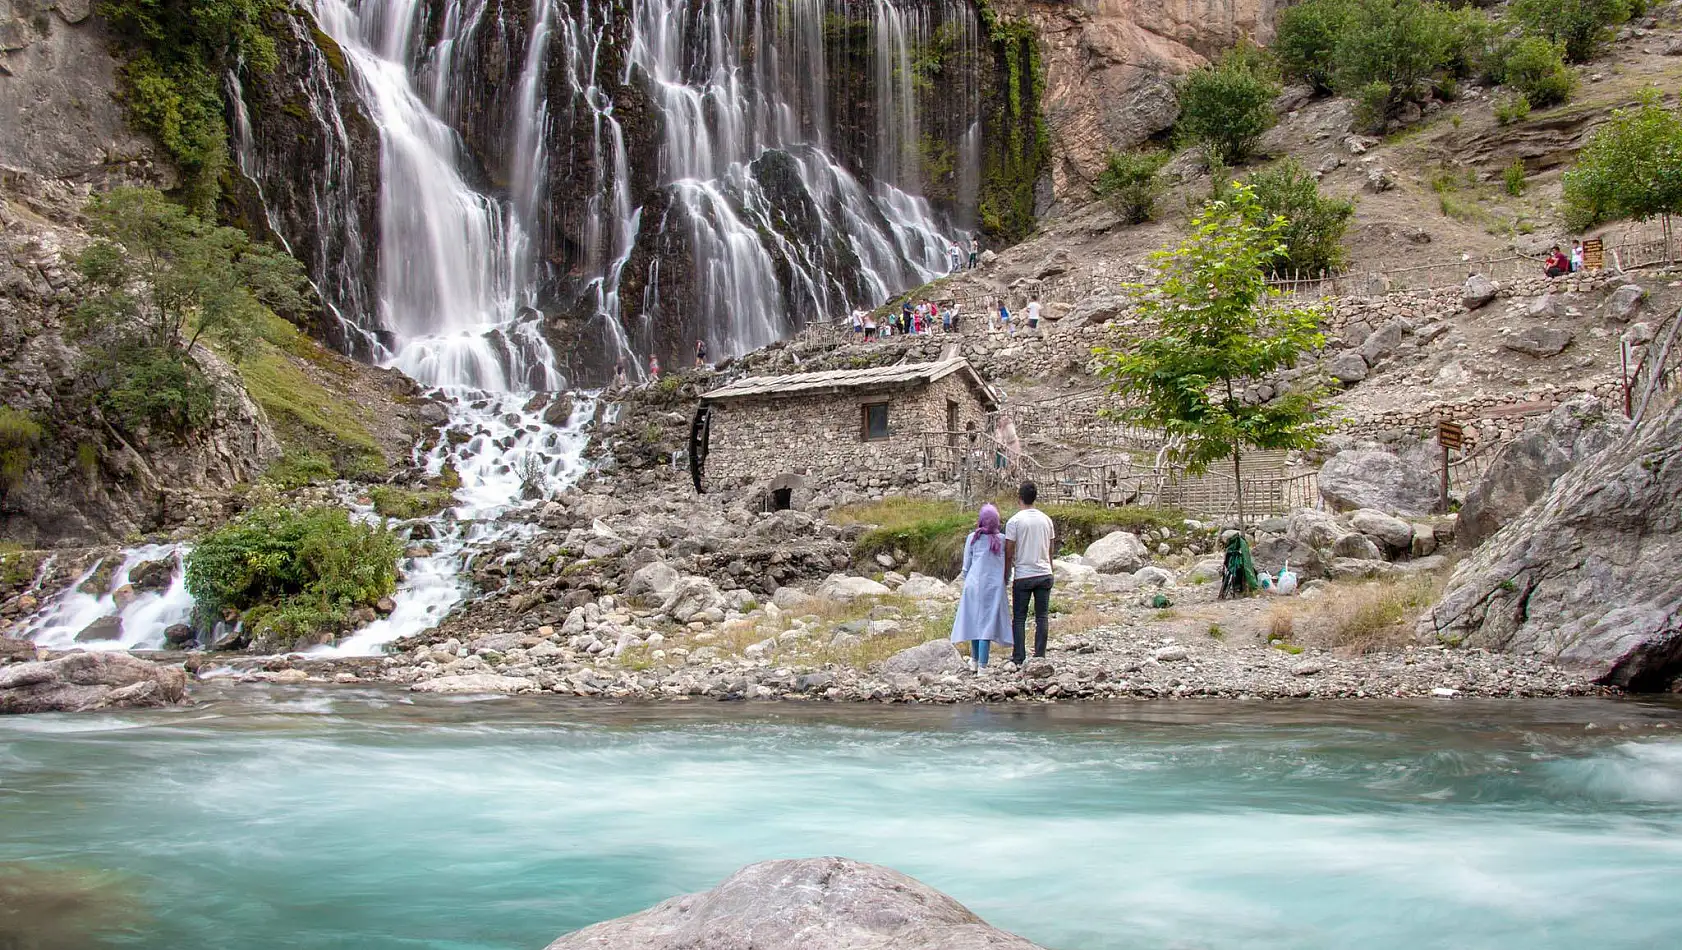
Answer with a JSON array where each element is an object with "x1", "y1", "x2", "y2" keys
[
  {"x1": 1562, "y1": 89, "x2": 1682, "y2": 241},
  {"x1": 1510, "y1": 0, "x2": 1632, "y2": 63},
  {"x1": 73, "y1": 187, "x2": 309, "y2": 434},
  {"x1": 1094, "y1": 185, "x2": 1331, "y2": 529},
  {"x1": 1274, "y1": 0, "x2": 1355, "y2": 93},
  {"x1": 1176, "y1": 48, "x2": 1280, "y2": 166},
  {"x1": 100, "y1": 0, "x2": 285, "y2": 212},
  {"x1": 0, "y1": 408, "x2": 44, "y2": 506},
  {"x1": 1501, "y1": 36, "x2": 1576, "y2": 108},
  {"x1": 1096, "y1": 149, "x2": 1171, "y2": 224},
  {"x1": 1332, "y1": 0, "x2": 1469, "y2": 130}
]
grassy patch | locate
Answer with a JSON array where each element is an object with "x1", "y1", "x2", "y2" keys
[
  {"x1": 263, "y1": 450, "x2": 337, "y2": 490},
  {"x1": 834, "y1": 496, "x2": 1189, "y2": 578},
  {"x1": 230, "y1": 310, "x2": 386, "y2": 477},
  {"x1": 1306, "y1": 574, "x2": 1444, "y2": 653},
  {"x1": 1, "y1": 548, "x2": 47, "y2": 589},
  {"x1": 368, "y1": 485, "x2": 455, "y2": 519}
]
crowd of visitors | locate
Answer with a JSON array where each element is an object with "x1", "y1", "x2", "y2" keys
[{"x1": 1543, "y1": 240, "x2": 1589, "y2": 277}]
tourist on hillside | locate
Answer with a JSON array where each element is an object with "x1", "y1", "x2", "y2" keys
[
  {"x1": 998, "y1": 298, "x2": 1012, "y2": 333},
  {"x1": 952, "y1": 503, "x2": 1013, "y2": 672},
  {"x1": 942, "y1": 302, "x2": 953, "y2": 333},
  {"x1": 648, "y1": 354, "x2": 661, "y2": 380},
  {"x1": 1026, "y1": 298, "x2": 1042, "y2": 334},
  {"x1": 950, "y1": 302, "x2": 961, "y2": 333},
  {"x1": 1570, "y1": 240, "x2": 1585, "y2": 273},
  {"x1": 1543, "y1": 246, "x2": 1570, "y2": 278},
  {"x1": 695, "y1": 338, "x2": 708, "y2": 368},
  {"x1": 1005, "y1": 481, "x2": 1056, "y2": 668},
  {"x1": 902, "y1": 299, "x2": 914, "y2": 333},
  {"x1": 863, "y1": 312, "x2": 877, "y2": 340},
  {"x1": 969, "y1": 236, "x2": 980, "y2": 269},
  {"x1": 949, "y1": 245, "x2": 962, "y2": 273},
  {"x1": 613, "y1": 361, "x2": 627, "y2": 390},
  {"x1": 850, "y1": 308, "x2": 866, "y2": 339}
]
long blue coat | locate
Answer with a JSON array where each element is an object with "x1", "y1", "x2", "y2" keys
[{"x1": 951, "y1": 532, "x2": 1013, "y2": 645}]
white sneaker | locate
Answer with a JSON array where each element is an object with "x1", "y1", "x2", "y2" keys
[{"x1": 966, "y1": 657, "x2": 978, "y2": 673}]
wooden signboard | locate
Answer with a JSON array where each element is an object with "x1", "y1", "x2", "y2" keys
[
  {"x1": 1582, "y1": 238, "x2": 1604, "y2": 272},
  {"x1": 1437, "y1": 420, "x2": 1465, "y2": 451}
]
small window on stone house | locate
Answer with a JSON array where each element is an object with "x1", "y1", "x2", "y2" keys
[{"x1": 861, "y1": 401, "x2": 889, "y2": 441}]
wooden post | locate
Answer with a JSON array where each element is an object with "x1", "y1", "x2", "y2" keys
[
  {"x1": 1622, "y1": 340, "x2": 1632, "y2": 419},
  {"x1": 1436, "y1": 420, "x2": 1464, "y2": 513},
  {"x1": 1440, "y1": 443, "x2": 1450, "y2": 515}
]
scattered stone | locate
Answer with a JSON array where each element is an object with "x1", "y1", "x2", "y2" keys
[
  {"x1": 1526, "y1": 294, "x2": 1564, "y2": 319},
  {"x1": 1349, "y1": 509, "x2": 1416, "y2": 551},
  {"x1": 1154, "y1": 645, "x2": 1188, "y2": 662},
  {"x1": 1603, "y1": 283, "x2": 1646, "y2": 322},
  {"x1": 1327, "y1": 351, "x2": 1369, "y2": 384},
  {"x1": 163, "y1": 624, "x2": 197, "y2": 648},
  {"x1": 1364, "y1": 166, "x2": 1394, "y2": 192},
  {"x1": 1462, "y1": 274, "x2": 1499, "y2": 310},
  {"x1": 1503, "y1": 326, "x2": 1573, "y2": 357},
  {"x1": 1431, "y1": 687, "x2": 1458, "y2": 698},
  {"x1": 1319, "y1": 449, "x2": 1440, "y2": 517},
  {"x1": 878, "y1": 639, "x2": 964, "y2": 676},
  {"x1": 1292, "y1": 660, "x2": 1324, "y2": 677},
  {"x1": 1133, "y1": 566, "x2": 1174, "y2": 587},
  {"x1": 1084, "y1": 531, "x2": 1148, "y2": 573},
  {"x1": 816, "y1": 574, "x2": 892, "y2": 601},
  {"x1": 409, "y1": 673, "x2": 537, "y2": 694},
  {"x1": 74, "y1": 615, "x2": 124, "y2": 643}
]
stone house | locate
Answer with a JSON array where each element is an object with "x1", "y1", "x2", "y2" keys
[{"x1": 691, "y1": 358, "x2": 1001, "y2": 503}]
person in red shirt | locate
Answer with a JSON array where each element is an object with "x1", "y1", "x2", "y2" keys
[{"x1": 1543, "y1": 246, "x2": 1569, "y2": 277}]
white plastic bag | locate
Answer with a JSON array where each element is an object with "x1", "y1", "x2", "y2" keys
[{"x1": 1274, "y1": 560, "x2": 1299, "y2": 595}]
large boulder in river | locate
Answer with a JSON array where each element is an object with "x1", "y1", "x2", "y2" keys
[
  {"x1": 0, "y1": 652, "x2": 188, "y2": 714},
  {"x1": 1458, "y1": 396, "x2": 1626, "y2": 548},
  {"x1": 1420, "y1": 400, "x2": 1682, "y2": 689},
  {"x1": 1318, "y1": 449, "x2": 1439, "y2": 517},
  {"x1": 1084, "y1": 530, "x2": 1148, "y2": 573},
  {"x1": 543, "y1": 857, "x2": 1047, "y2": 950}
]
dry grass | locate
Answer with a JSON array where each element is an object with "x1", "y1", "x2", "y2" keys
[
  {"x1": 1308, "y1": 574, "x2": 1444, "y2": 654},
  {"x1": 1266, "y1": 604, "x2": 1297, "y2": 643}
]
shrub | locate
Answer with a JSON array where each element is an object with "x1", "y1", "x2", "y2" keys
[
  {"x1": 1563, "y1": 89, "x2": 1682, "y2": 229},
  {"x1": 185, "y1": 505, "x2": 401, "y2": 644},
  {"x1": 1096, "y1": 149, "x2": 1171, "y2": 224},
  {"x1": 1246, "y1": 159, "x2": 1356, "y2": 275},
  {"x1": 1504, "y1": 159, "x2": 1528, "y2": 196},
  {"x1": 1494, "y1": 91, "x2": 1532, "y2": 126},
  {"x1": 1176, "y1": 47, "x2": 1280, "y2": 166},
  {"x1": 1274, "y1": 0, "x2": 1354, "y2": 93},
  {"x1": 368, "y1": 485, "x2": 454, "y2": 519},
  {"x1": 0, "y1": 408, "x2": 44, "y2": 503},
  {"x1": 1502, "y1": 37, "x2": 1576, "y2": 109},
  {"x1": 1509, "y1": 0, "x2": 1633, "y2": 63},
  {"x1": 1331, "y1": 0, "x2": 1477, "y2": 130},
  {"x1": 264, "y1": 450, "x2": 337, "y2": 490},
  {"x1": 92, "y1": 345, "x2": 218, "y2": 435}
]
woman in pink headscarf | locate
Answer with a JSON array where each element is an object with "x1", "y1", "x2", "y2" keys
[{"x1": 950, "y1": 503, "x2": 1013, "y2": 671}]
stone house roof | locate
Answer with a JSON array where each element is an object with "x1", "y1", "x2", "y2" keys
[{"x1": 699, "y1": 357, "x2": 1001, "y2": 410}]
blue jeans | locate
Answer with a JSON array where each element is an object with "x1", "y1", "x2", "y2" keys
[
  {"x1": 1011, "y1": 574, "x2": 1053, "y2": 664},
  {"x1": 970, "y1": 639, "x2": 990, "y2": 667}
]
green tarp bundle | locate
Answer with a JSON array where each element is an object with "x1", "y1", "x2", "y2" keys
[{"x1": 1221, "y1": 533, "x2": 1260, "y2": 599}]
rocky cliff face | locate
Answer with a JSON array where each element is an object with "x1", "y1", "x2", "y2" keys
[
  {"x1": 1422, "y1": 398, "x2": 1682, "y2": 691},
  {"x1": 989, "y1": 0, "x2": 1275, "y2": 203}
]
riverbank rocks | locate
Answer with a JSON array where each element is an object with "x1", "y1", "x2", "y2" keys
[
  {"x1": 0, "y1": 652, "x2": 188, "y2": 714},
  {"x1": 1423, "y1": 398, "x2": 1682, "y2": 690},
  {"x1": 1085, "y1": 530, "x2": 1148, "y2": 573},
  {"x1": 542, "y1": 857, "x2": 1047, "y2": 950},
  {"x1": 1318, "y1": 449, "x2": 1439, "y2": 517},
  {"x1": 817, "y1": 574, "x2": 892, "y2": 601},
  {"x1": 879, "y1": 639, "x2": 965, "y2": 676},
  {"x1": 897, "y1": 573, "x2": 955, "y2": 600},
  {"x1": 1458, "y1": 395, "x2": 1626, "y2": 547},
  {"x1": 409, "y1": 673, "x2": 536, "y2": 694}
]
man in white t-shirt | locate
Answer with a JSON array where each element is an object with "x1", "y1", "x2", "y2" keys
[
  {"x1": 1004, "y1": 481, "x2": 1056, "y2": 666},
  {"x1": 1026, "y1": 299, "x2": 1041, "y2": 333}
]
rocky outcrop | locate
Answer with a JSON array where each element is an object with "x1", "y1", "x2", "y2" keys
[
  {"x1": 0, "y1": 173, "x2": 281, "y2": 544},
  {"x1": 0, "y1": 651, "x2": 189, "y2": 713},
  {"x1": 1422, "y1": 400, "x2": 1682, "y2": 690},
  {"x1": 1318, "y1": 448, "x2": 1440, "y2": 517},
  {"x1": 226, "y1": 8, "x2": 383, "y2": 357},
  {"x1": 543, "y1": 857, "x2": 1047, "y2": 950},
  {"x1": 990, "y1": 0, "x2": 1274, "y2": 201},
  {"x1": 1458, "y1": 396, "x2": 1626, "y2": 548}
]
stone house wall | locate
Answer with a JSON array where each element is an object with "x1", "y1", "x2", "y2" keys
[{"x1": 703, "y1": 372, "x2": 993, "y2": 495}]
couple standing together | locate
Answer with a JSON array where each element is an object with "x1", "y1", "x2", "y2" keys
[{"x1": 950, "y1": 482, "x2": 1055, "y2": 672}]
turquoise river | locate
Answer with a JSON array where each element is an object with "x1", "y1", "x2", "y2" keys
[{"x1": 2, "y1": 689, "x2": 1680, "y2": 949}]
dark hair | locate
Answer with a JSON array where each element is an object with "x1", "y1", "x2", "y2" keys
[{"x1": 1018, "y1": 481, "x2": 1038, "y2": 505}]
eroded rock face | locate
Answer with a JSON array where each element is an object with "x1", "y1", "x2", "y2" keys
[
  {"x1": 543, "y1": 857, "x2": 1048, "y2": 950},
  {"x1": 989, "y1": 0, "x2": 1273, "y2": 201},
  {"x1": 1422, "y1": 399, "x2": 1682, "y2": 690},
  {"x1": 0, "y1": 652, "x2": 189, "y2": 714},
  {"x1": 1458, "y1": 396, "x2": 1626, "y2": 548}
]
